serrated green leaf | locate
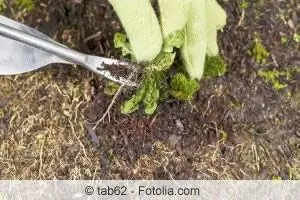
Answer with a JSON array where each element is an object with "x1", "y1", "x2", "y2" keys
[
  {"x1": 121, "y1": 84, "x2": 147, "y2": 114},
  {"x1": 149, "y1": 52, "x2": 176, "y2": 71},
  {"x1": 143, "y1": 76, "x2": 160, "y2": 114},
  {"x1": 144, "y1": 102, "x2": 158, "y2": 115}
]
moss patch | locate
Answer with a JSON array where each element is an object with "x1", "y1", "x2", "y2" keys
[
  {"x1": 204, "y1": 55, "x2": 227, "y2": 78},
  {"x1": 169, "y1": 73, "x2": 199, "y2": 101},
  {"x1": 258, "y1": 68, "x2": 298, "y2": 90},
  {"x1": 249, "y1": 36, "x2": 270, "y2": 64}
]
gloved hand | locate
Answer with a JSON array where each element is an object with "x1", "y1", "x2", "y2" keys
[{"x1": 108, "y1": 0, "x2": 226, "y2": 80}]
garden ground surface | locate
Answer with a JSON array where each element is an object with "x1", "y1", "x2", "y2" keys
[{"x1": 0, "y1": 0, "x2": 299, "y2": 179}]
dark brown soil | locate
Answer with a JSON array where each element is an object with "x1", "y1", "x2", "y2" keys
[{"x1": 0, "y1": 0, "x2": 299, "y2": 180}]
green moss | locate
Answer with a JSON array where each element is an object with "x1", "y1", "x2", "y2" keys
[
  {"x1": 257, "y1": 69, "x2": 295, "y2": 90},
  {"x1": 249, "y1": 36, "x2": 270, "y2": 64},
  {"x1": 169, "y1": 73, "x2": 199, "y2": 101},
  {"x1": 15, "y1": 0, "x2": 34, "y2": 11},
  {"x1": 204, "y1": 55, "x2": 227, "y2": 78}
]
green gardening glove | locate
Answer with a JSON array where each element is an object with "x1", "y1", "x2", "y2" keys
[{"x1": 108, "y1": 0, "x2": 227, "y2": 80}]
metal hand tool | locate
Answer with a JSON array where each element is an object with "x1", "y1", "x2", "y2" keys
[{"x1": 0, "y1": 15, "x2": 136, "y2": 86}]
